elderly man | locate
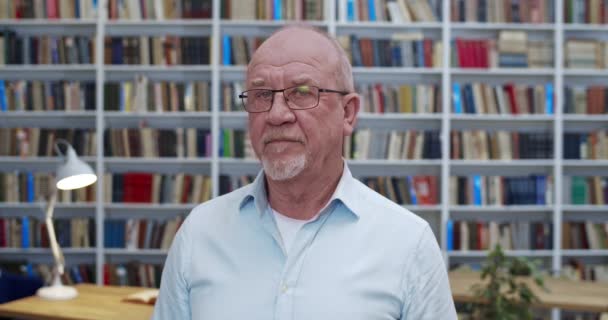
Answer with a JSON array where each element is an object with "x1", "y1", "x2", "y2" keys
[{"x1": 152, "y1": 25, "x2": 456, "y2": 319}]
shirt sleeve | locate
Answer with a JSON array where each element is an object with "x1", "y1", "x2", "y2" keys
[
  {"x1": 400, "y1": 224, "x2": 457, "y2": 320},
  {"x1": 151, "y1": 222, "x2": 191, "y2": 320}
]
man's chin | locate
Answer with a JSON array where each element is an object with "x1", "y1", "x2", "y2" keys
[{"x1": 261, "y1": 155, "x2": 307, "y2": 181}]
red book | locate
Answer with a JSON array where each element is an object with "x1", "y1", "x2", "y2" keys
[
  {"x1": 423, "y1": 39, "x2": 433, "y2": 68},
  {"x1": 511, "y1": 132, "x2": 520, "y2": 159},
  {"x1": 46, "y1": 0, "x2": 58, "y2": 18},
  {"x1": 181, "y1": 175, "x2": 192, "y2": 203},
  {"x1": 413, "y1": 176, "x2": 433, "y2": 205},
  {"x1": 103, "y1": 264, "x2": 111, "y2": 285},
  {"x1": 479, "y1": 40, "x2": 489, "y2": 68},
  {"x1": 0, "y1": 218, "x2": 5, "y2": 247},
  {"x1": 123, "y1": 173, "x2": 153, "y2": 203},
  {"x1": 504, "y1": 84, "x2": 519, "y2": 114},
  {"x1": 456, "y1": 38, "x2": 467, "y2": 68},
  {"x1": 374, "y1": 84, "x2": 385, "y2": 113}
]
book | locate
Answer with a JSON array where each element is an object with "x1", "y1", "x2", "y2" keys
[{"x1": 122, "y1": 289, "x2": 159, "y2": 305}]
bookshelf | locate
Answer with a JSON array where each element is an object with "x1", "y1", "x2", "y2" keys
[{"x1": 1, "y1": 1, "x2": 607, "y2": 315}]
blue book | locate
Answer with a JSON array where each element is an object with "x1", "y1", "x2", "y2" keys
[
  {"x1": 545, "y1": 83, "x2": 554, "y2": 114},
  {"x1": 473, "y1": 175, "x2": 482, "y2": 205},
  {"x1": 74, "y1": 0, "x2": 80, "y2": 18},
  {"x1": 463, "y1": 84, "x2": 475, "y2": 113},
  {"x1": 535, "y1": 175, "x2": 546, "y2": 205},
  {"x1": 350, "y1": 35, "x2": 363, "y2": 67},
  {"x1": 71, "y1": 265, "x2": 84, "y2": 283},
  {"x1": 446, "y1": 220, "x2": 454, "y2": 251},
  {"x1": 22, "y1": 217, "x2": 30, "y2": 248},
  {"x1": 0, "y1": 80, "x2": 7, "y2": 111},
  {"x1": 27, "y1": 172, "x2": 35, "y2": 203},
  {"x1": 222, "y1": 35, "x2": 232, "y2": 66},
  {"x1": 415, "y1": 40, "x2": 424, "y2": 67},
  {"x1": 367, "y1": 0, "x2": 376, "y2": 21},
  {"x1": 347, "y1": 0, "x2": 355, "y2": 21},
  {"x1": 273, "y1": 0, "x2": 282, "y2": 20},
  {"x1": 407, "y1": 176, "x2": 417, "y2": 205},
  {"x1": 452, "y1": 83, "x2": 463, "y2": 114}
]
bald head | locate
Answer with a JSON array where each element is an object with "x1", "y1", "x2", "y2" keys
[{"x1": 248, "y1": 25, "x2": 354, "y2": 92}]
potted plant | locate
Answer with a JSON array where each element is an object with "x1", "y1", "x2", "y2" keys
[{"x1": 468, "y1": 244, "x2": 547, "y2": 320}]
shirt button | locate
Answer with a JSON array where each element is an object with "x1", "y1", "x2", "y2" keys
[{"x1": 281, "y1": 284, "x2": 289, "y2": 293}]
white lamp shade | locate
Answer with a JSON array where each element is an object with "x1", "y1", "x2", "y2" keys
[{"x1": 55, "y1": 146, "x2": 97, "y2": 190}]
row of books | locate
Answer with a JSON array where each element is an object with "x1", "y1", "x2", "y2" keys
[
  {"x1": 0, "y1": 217, "x2": 94, "y2": 248},
  {"x1": 448, "y1": 175, "x2": 553, "y2": 206},
  {"x1": 104, "y1": 173, "x2": 212, "y2": 204},
  {"x1": 218, "y1": 175, "x2": 255, "y2": 194},
  {"x1": 451, "y1": 0, "x2": 554, "y2": 23},
  {"x1": 451, "y1": 131, "x2": 553, "y2": 160},
  {"x1": 0, "y1": 0, "x2": 97, "y2": 19},
  {"x1": 222, "y1": 0, "x2": 323, "y2": 20},
  {"x1": 564, "y1": 0, "x2": 608, "y2": 24},
  {"x1": 357, "y1": 83, "x2": 441, "y2": 113},
  {"x1": 0, "y1": 128, "x2": 96, "y2": 157},
  {"x1": 571, "y1": 176, "x2": 608, "y2": 205},
  {"x1": 104, "y1": 262, "x2": 161, "y2": 288},
  {"x1": 562, "y1": 260, "x2": 608, "y2": 283},
  {"x1": 0, "y1": 32, "x2": 94, "y2": 65},
  {"x1": 218, "y1": 129, "x2": 254, "y2": 159},
  {"x1": 104, "y1": 216, "x2": 183, "y2": 249},
  {"x1": 564, "y1": 131, "x2": 608, "y2": 160},
  {"x1": 105, "y1": 36, "x2": 211, "y2": 65},
  {"x1": 344, "y1": 129, "x2": 441, "y2": 160},
  {"x1": 452, "y1": 33, "x2": 553, "y2": 68},
  {"x1": 339, "y1": 34, "x2": 442, "y2": 68},
  {"x1": 447, "y1": 220, "x2": 553, "y2": 251},
  {"x1": 0, "y1": 80, "x2": 95, "y2": 112},
  {"x1": 565, "y1": 40, "x2": 608, "y2": 69},
  {"x1": 108, "y1": 0, "x2": 211, "y2": 20},
  {"x1": 221, "y1": 35, "x2": 264, "y2": 66},
  {"x1": 104, "y1": 128, "x2": 212, "y2": 158},
  {"x1": 562, "y1": 222, "x2": 608, "y2": 250},
  {"x1": 0, "y1": 171, "x2": 95, "y2": 203},
  {"x1": 343, "y1": 0, "x2": 440, "y2": 22},
  {"x1": 564, "y1": 86, "x2": 608, "y2": 114},
  {"x1": 104, "y1": 78, "x2": 211, "y2": 112},
  {"x1": 452, "y1": 83, "x2": 554, "y2": 114},
  {"x1": 361, "y1": 175, "x2": 439, "y2": 205}
]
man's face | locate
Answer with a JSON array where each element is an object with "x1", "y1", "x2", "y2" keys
[{"x1": 246, "y1": 29, "x2": 346, "y2": 181}]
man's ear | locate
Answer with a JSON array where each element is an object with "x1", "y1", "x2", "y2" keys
[{"x1": 342, "y1": 93, "x2": 360, "y2": 136}]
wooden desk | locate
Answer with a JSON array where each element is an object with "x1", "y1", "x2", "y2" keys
[
  {"x1": 0, "y1": 284, "x2": 153, "y2": 320},
  {"x1": 450, "y1": 271, "x2": 608, "y2": 313}
]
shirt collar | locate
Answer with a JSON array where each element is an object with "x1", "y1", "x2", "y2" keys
[{"x1": 239, "y1": 160, "x2": 361, "y2": 219}]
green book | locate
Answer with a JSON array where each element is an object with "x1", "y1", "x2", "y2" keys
[{"x1": 571, "y1": 176, "x2": 588, "y2": 205}]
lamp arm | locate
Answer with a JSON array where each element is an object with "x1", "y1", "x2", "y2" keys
[{"x1": 45, "y1": 192, "x2": 66, "y2": 276}]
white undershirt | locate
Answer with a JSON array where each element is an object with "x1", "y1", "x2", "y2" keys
[{"x1": 271, "y1": 208, "x2": 318, "y2": 255}]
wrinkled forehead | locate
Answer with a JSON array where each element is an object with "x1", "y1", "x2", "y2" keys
[{"x1": 247, "y1": 29, "x2": 339, "y2": 84}]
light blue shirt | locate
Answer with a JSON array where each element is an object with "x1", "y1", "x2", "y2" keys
[{"x1": 152, "y1": 164, "x2": 457, "y2": 319}]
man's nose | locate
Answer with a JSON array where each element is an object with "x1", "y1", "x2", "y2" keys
[{"x1": 266, "y1": 91, "x2": 296, "y2": 125}]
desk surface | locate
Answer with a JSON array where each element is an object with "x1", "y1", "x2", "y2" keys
[
  {"x1": 450, "y1": 271, "x2": 608, "y2": 313},
  {"x1": 0, "y1": 284, "x2": 153, "y2": 320}
]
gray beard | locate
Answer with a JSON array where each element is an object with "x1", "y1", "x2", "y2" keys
[{"x1": 261, "y1": 153, "x2": 307, "y2": 181}]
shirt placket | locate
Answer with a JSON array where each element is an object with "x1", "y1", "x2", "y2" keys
[{"x1": 273, "y1": 204, "x2": 336, "y2": 320}]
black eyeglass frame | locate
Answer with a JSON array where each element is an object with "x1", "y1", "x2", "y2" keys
[{"x1": 238, "y1": 85, "x2": 350, "y2": 113}]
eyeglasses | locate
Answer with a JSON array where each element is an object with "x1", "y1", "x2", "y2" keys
[{"x1": 238, "y1": 85, "x2": 349, "y2": 113}]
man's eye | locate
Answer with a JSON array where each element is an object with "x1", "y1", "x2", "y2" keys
[{"x1": 255, "y1": 91, "x2": 272, "y2": 99}]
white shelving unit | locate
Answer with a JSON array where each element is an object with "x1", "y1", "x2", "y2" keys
[{"x1": 1, "y1": 2, "x2": 606, "y2": 312}]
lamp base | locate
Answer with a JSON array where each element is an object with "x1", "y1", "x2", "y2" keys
[{"x1": 37, "y1": 284, "x2": 78, "y2": 300}]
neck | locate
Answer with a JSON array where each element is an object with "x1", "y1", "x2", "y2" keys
[{"x1": 265, "y1": 157, "x2": 344, "y2": 220}]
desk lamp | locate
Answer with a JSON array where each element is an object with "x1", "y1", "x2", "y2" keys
[{"x1": 36, "y1": 139, "x2": 97, "y2": 300}]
